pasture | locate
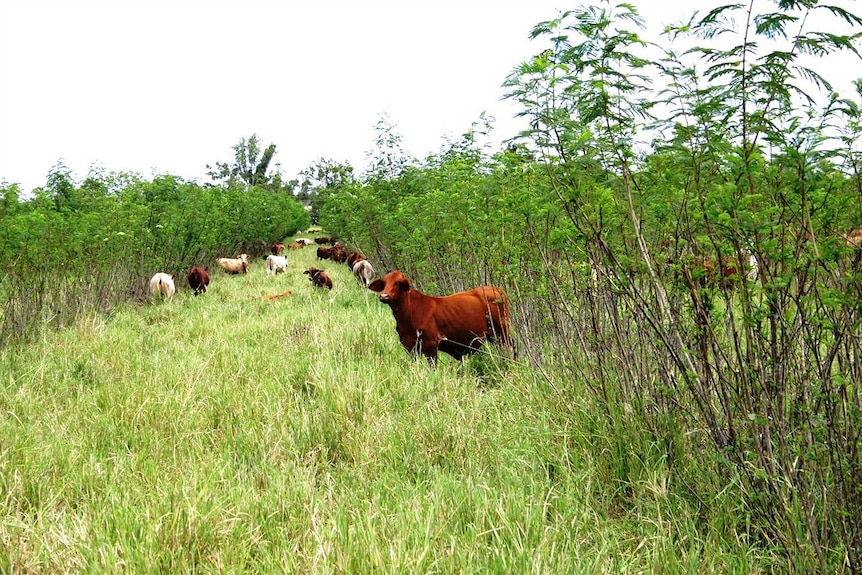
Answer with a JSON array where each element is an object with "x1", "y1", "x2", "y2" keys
[{"x1": 1, "y1": 244, "x2": 768, "y2": 573}]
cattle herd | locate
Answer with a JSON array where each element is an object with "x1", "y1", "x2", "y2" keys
[
  {"x1": 146, "y1": 233, "x2": 514, "y2": 363},
  {"x1": 144, "y1": 226, "x2": 862, "y2": 363}
]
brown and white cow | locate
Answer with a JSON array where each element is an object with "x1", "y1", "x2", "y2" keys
[
  {"x1": 303, "y1": 267, "x2": 333, "y2": 290},
  {"x1": 368, "y1": 270, "x2": 511, "y2": 362},
  {"x1": 346, "y1": 251, "x2": 365, "y2": 269},
  {"x1": 187, "y1": 266, "x2": 210, "y2": 296},
  {"x1": 149, "y1": 272, "x2": 176, "y2": 301}
]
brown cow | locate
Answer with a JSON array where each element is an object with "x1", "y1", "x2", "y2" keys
[
  {"x1": 271, "y1": 242, "x2": 285, "y2": 255},
  {"x1": 304, "y1": 267, "x2": 333, "y2": 290},
  {"x1": 694, "y1": 258, "x2": 740, "y2": 289},
  {"x1": 256, "y1": 290, "x2": 293, "y2": 300},
  {"x1": 368, "y1": 270, "x2": 511, "y2": 362},
  {"x1": 329, "y1": 245, "x2": 347, "y2": 263},
  {"x1": 317, "y1": 246, "x2": 332, "y2": 260},
  {"x1": 187, "y1": 266, "x2": 210, "y2": 296}
]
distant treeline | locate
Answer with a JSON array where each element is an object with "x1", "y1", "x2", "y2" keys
[{"x1": 0, "y1": 168, "x2": 308, "y2": 341}]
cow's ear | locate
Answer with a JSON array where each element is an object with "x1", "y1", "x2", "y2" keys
[
  {"x1": 368, "y1": 279, "x2": 384, "y2": 292},
  {"x1": 397, "y1": 278, "x2": 411, "y2": 292}
]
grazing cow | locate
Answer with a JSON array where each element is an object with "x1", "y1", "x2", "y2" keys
[
  {"x1": 329, "y1": 245, "x2": 347, "y2": 264},
  {"x1": 271, "y1": 242, "x2": 285, "y2": 255},
  {"x1": 304, "y1": 267, "x2": 333, "y2": 290},
  {"x1": 149, "y1": 272, "x2": 176, "y2": 301},
  {"x1": 352, "y1": 259, "x2": 374, "y2": 287},
  {"x1": 187, "y1": 266, "x2": 210, "y2": 296},
  {"x1": 315, "y1": 237, "x2": 331, "y2": 245},
  {"x1": 368, "y1": 270, "x2": 511, "y2": 362},
  {"x1": 346, "y1": 251, "x2": 365, "y2": 269},
  {"x1": 317, "y1": 246, "x2": 332, "y2": 260},
  {"x1": 216, "y1": 253, "x2": 249, "y2": 274},
  {"x1": 295, "y1": 238, "x2": 313, "y2": 245},
  {"x1": 266, "y1": 254, "x2": 288, "y2": 275}
]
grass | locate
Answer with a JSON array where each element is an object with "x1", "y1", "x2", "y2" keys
[{"x1": 0, "y1": 245, "x2": 775, "y2": 573}]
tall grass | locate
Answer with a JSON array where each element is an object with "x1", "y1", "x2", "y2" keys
[{"x1": 1, "y1": 245, "x2": 775, "y2": 573}]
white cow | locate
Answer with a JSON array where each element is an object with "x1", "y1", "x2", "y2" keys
[
  {"x1": 216, "y1": 253, "x2": 249, "y2": 274},
  {"x1": 266, "y1": 254, "x2": 288, "y2": 275},
  {"x1": 149, "y1": 272, "x2": 176, "y2": 301},
  {"x1": 352, "y1": 259, "x2": 374, "y2": 287},
  {"x1": 745, "y1": 252, "x2": 759, "y2": 282}
]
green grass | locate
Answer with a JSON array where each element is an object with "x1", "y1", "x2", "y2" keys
[{"x1": 0, "y1": 245, "x2": 773, "y2": 573}]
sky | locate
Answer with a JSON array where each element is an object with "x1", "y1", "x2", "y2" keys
[{"x1": 1, "y1": 0, "x2": 859, "y2": 194}]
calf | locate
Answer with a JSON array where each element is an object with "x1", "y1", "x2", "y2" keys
[
  {"x1": 368, "y1": 270, "x2": 511, "y2": 362},
  {"x1": 266, "y1": 254, "x2": 288, "y2": 275},
  {"x1": 149, "y1": 272, "x2": 176, "y2": 301},
  {"x1": 187, "y1": 266, "x2": 210, "y2": 296},
  {"x1": 271, "y1": 242, "x2": 285, "y2": 255},
  {"x1": 304, "y1": 267, "x2": 333, "y2": 290}
]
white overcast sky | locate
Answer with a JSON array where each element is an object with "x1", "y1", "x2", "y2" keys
[{"x1": 0, "y1": 1, "x2": 859, "y2": 193}]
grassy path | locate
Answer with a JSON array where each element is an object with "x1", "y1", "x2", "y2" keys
[{"x1": 1, "y1": 245, "x2": 763, "y2": 573}]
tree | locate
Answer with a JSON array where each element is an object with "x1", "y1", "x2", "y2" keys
[
  {"x1": 298, "y1": 157, "x2": 355, "y2": 224},
  {"x1": 207, "y1": 134, "x2": 279, "y2": 188}
]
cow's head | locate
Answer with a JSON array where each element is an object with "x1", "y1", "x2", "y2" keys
[{"x1": 368, "y1": 270, "x2": 411, "y2": 304}]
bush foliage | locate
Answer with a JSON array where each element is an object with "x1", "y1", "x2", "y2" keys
[{"x1": 321, "y1": 3, "x2": 862, "y2": 572}]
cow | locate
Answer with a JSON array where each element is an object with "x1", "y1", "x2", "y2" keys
[
  {"x1": 315, "y1": 237, "x2": 331, "y2": 245},
  {"x1": 368, "y1": 270, "x2": 511, "y2": 362},
  {"x1": 681, "y1": 256, "x2": 740, "y2": 291},
  {"x1": 842, "y1": 228, "x2": 862, "y2": 249},
  {"x1": 256, "y1": 290, "x2": 293, "y2": 300},
  {"x1": 216, "y1": 253, "x2": 249, "y2": 274},
  {"x1": 304, "y1": 267, "x2": 333, "y2": 290},
  {"x1": 271, "y1": 242, "x2": 285, "y2": 255},
  {"x1": 149, "y1": 272, "x2": 176, "y2": 301},
  {"x1": 352, "y1": 259, "x2": 374, "y2": 288},
  {"x1": 329, "y1": 245, "x2": 347, "y2": 264},
  {"x1": 295, "y1": 238, "x2": 313, "y2": 245},
  {"x1": 187, "y1": 266, "x2": 210, "y2": 296},
  {"x1": 287, "y1": 242, "x2": 304, "y2": 250},
  {"x1": 317, "y1": 246, "x2": 332, "y2": 260},
  {"x1": 744, "y1": 251, "x2": 759, "y2": 282},
  {"x1": 346, "y1": 251, "x2": 365, "y2": 269},
  {"x1": 266, "y1": 254, "x2": 288, "y2": 275}
]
